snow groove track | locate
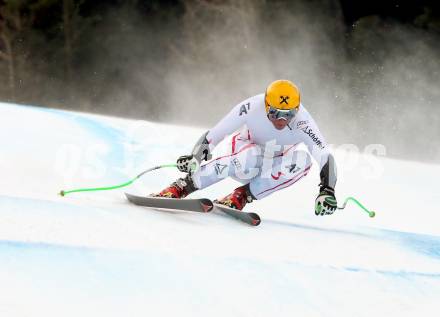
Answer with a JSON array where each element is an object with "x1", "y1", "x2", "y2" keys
[{"x1": 1, "y1": 102, "x2": 439, "y2": 317}]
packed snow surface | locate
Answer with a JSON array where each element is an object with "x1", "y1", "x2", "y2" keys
[{"x1": 1, "y1": 103, "x2": 439, "y2": 317}]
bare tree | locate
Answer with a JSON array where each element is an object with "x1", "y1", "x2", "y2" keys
[
  {"x1": 63, "y1": 0, "x2": 74, "y2": 81},
  {"x1": 62, "y1": 0, "x2": 91, "y2": 108},
  {"x1": 0, "y1": 2, "x2": 23, "y2": 101}
]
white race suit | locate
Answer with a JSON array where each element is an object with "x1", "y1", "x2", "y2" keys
[{"x1": 191, "y1": 93, "x2": 337, "y2": 200}]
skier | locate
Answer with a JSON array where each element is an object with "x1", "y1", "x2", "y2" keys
[{"x1": 153, "y1": 80, "x2": 338, "y2": 216}]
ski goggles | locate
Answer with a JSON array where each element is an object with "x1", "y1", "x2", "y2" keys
[{"x1": 267, "y1": 105, "x2": 298, "y2": 122}]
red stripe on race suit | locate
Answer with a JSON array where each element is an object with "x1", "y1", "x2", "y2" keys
[
  {"x1": 271, "y1": 170, "x2": 310, "y2": 194},
  {"x1": 231, "y1": 133, "x2": 240, "y2": 153},
  {"x1": 202, "y1": 143, "x2": 257, "y2": 169},
  {"x1": 256, "y1": 165, "x2": 311, "y2": 196},
  {"x1": 231, "y1": 130, "x2": 252, "y2": 153},
  {"x1": 275, "y1": 143, "x2": 299, "y2": 157}
]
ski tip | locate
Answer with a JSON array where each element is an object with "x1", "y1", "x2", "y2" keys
[
  {"x1": 125, "y1": 192, "x2": 153, "y2": 200},
  {"x1": 125, "y1": 192, "x2": 135, "y2": 200},
  {"x1": 250, "y1": 214, "x2": 261, "y2": 226},
  {"x1": 200, "y1": 198, "x2": 214, "y2": 212}
]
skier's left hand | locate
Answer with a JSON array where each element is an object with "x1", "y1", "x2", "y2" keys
[{"x1": 315, "y1": 187, "x2": 337, "y2": 216}]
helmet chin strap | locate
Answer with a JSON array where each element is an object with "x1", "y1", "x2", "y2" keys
[{"x1": 282, "y1": 118, "x2": 294, "y2": 129}]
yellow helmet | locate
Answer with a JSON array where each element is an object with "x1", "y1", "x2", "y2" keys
[{"x1": 265, "y1": 80, "x2": 301, "y2": 113}]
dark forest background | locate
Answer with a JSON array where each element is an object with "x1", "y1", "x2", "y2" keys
[{"x1": 1, "y1": 0, "x2": 439, "y2": 162}]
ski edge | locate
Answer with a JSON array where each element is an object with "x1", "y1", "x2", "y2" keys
[
  {"x1": 125, "y1": 193, "x2": 213, "y2": 213},
  {"x1": 213, "y1": 203, "x2": 261, "y2": 226}
]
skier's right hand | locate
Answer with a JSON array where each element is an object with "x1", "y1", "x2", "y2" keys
[
  {"x1": 177, "y1": 131, "x2": 213, "y2": 174},
  {"x1": 176, "y1": 155, "x2": 199, "y2": 173}
]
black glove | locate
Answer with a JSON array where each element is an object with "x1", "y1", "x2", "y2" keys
[
  {"x1": 177, "y1": 131, "x2": 212, "y2": 173},
  {"x1": 176, "y1": 155, "x2": 199, "y2": 173},
  {"x1": 315, "y1": 187, "x2": 337, "y2": 216}
]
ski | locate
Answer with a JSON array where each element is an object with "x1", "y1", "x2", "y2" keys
[
  {"x1": 125, "y1": 193, "x2": 213, "y2": 213},
  {"x1": 125, "y1": 193, "x2": 260, "y2": 225},
  {"x1": 214, "y1": 203, "x2": 261, "y2": 226}
]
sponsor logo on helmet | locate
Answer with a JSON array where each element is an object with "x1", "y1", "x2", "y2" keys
[
  {"x1": 301, "y1": 126, "x2": 325, "y2": 149},
  {"x1": 280, "y1": 96, "x2": 289, "y2": 105}
]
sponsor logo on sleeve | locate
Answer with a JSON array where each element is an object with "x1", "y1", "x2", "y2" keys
[
  {"x1": 301, "y1": 126, "x2": 325, "y2": 149},
  {"x1": 239, "y1": 102, "x2": 250, "y2": 116}
]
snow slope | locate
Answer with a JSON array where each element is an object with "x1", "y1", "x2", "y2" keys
[{"x1": 0, "y1": 102, "x2": 439, "y2": 317}]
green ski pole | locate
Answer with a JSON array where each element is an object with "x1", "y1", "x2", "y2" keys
[
  {"x1": 59, "y1": 163, "x2": 177, "y2": 196},
  {"x1": 338, "y1": 196, "x2": 376, "y2": 218}
]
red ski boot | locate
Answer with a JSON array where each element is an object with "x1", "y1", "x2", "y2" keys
[
  {"x1": 215, "y1": 184, "x2": 254, "y2": 210},
  {"x1": 152, "y1": 175, "x2": 197, "y2": 199}
]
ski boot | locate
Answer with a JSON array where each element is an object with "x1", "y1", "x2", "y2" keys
[
  {"x1": 214, "y1": 184, "x2": 254, "y2": 210},
  {"x1": 152, "y1": 175, "x2": 197, "y2": 199}
]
